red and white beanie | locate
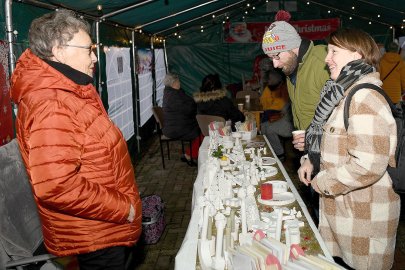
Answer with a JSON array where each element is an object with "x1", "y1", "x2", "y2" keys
[{"x1": 262, "y1": 21, "x2": 301, "y2": 55}]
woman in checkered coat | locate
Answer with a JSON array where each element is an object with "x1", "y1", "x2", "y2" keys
[{"x1": 298, "y1": 28, "x2": 400, "y2": 269}]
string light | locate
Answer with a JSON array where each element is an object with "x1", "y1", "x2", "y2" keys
[
  {"x1": 306, "y1": 1, "x2": 310, "y2": 4},
  {"x1": 351, "y1": 6, "x2": 355, "y2": 10},
  {"x1": 96, "y1": 4, "x2": 102, "y2": 11}
]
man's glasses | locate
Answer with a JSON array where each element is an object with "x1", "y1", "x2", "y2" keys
[
  {"x1": 267, "y1": 52, "x2": 280, "y2": 60},
  {"x1": 63, "y1": 44, "x2": 97, "y2": 54}
]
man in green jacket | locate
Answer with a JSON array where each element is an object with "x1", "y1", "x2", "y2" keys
[{"x1": 262, "y1": 20, "x2": 330, "y2": 151}]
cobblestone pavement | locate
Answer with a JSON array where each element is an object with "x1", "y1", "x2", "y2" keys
[{"x1": 131, "y1": 135, "x2": 405, "y2": 270}]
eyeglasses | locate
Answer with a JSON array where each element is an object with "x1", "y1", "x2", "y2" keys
[
  {"x1": 267, "y1": 52, "x2": 280, "y2": 60},
  {"x1": 63, "y1": 44, "x2": 97, "y2": 54}
]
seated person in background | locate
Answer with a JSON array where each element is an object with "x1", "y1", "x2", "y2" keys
[
  {"x1": 194, "y1": 74, "x2": 245, "y2": 129},
  {"x1": 162, "y1": 73, "x2": 201, "y2": 164},
  {"x1": 260, "y1": 69, "x2": 294, "y2": 161}
]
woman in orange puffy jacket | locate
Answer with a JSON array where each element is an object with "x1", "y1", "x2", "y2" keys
[{"x1": 10, "y1": 10, "x2": 142, "y2": 269}]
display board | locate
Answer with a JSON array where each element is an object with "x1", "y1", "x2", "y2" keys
[
  {"x1": 105, "y1": 47, "x2": 134, "y2": 140},
  {"x1": 137, "y1": 49, "x2": 153, "y2": 127},
  {"x1": 154, "y1": 49, "x2": 166, "y2": 107}
]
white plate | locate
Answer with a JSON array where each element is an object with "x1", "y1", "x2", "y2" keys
[
  {"x1": 261, "y1": 166, "x2": 278, "y2": 177},
  {"x1": 262, "y1": 157, "x2": 276, "y2": 165},
  {"x1": 246, "y1": 141, "x2": 266, "y2": 148},
  {"x1": 262, "y1": 180, "x2": 288, "y2": 194},
  {"x1": 257, "y1": 192, "x2": 296, "y2": 206}
]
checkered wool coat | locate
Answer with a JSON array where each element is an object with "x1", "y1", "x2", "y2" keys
[{"x1": 312, "y1": 73, "x2": 401, "y2": 270}]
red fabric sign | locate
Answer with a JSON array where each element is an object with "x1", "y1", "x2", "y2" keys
[
  {"x1": 0, "y1": 40, "x2": 14, "y2": 146},
  {"x1": 223, "y1": 18, "x2": 340, "y2": 43}
]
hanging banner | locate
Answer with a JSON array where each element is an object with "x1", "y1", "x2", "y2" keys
[
  {"x1": 105, "y1": 47, "x2": 135, "y2": 140},
  {"x1": 223, "y1": 18, "x2": 340, "y2": 43},
  {"x1": 137, "y1": 49, "x2": 153, "y2": 127},
  {"x1": 0, "y1": 40, "x2": 13, "y2": 146}
]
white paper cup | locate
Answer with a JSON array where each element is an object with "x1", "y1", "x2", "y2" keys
[
  {"x1": 292, "y1": 130, "x2": 305, "y2": 139},
  {"x1": 238, "y1": 103, "x2": 244, "y2": 110},
  {"x1": 245, "y1": 95, "x2": 250, "y2": 103}
]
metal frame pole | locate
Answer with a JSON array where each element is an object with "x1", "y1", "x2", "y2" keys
[
  {"x1": 95, "y1": 20, "x2": 103, "y2": 95},
  {"x1": 163, "y1": 40, "x2": 168, "y2": 73},
  {"x1": 5, "y1": 0, "x2": 15, "y2": 74},
  {"x1": 136, "y1": 0, "x2": 220, "y2": 29},
  {"x1": 131, "y1": 31, "x2": 141, "y2": 153}
]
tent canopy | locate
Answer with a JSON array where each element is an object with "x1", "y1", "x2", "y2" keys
[
  {"x1": 4, "y1": 0, "x2": 404, "y2": 40},
  {"x1": 2, "y1": 0, "x2": 405, "y2": 92}
]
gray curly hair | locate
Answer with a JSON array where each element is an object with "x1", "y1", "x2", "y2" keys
[
  {"x1": 163, "y1": 73, "x2": 179, "y2": 87},
  {"x1": 29, "y1": 9, "x2": 91, "y2": 59}
]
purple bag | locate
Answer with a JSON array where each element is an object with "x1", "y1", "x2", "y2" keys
[{"x1": 141, "y1": 195, "x2": 166, "y2": 244}]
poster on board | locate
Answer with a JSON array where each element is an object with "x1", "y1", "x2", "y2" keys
[
  {"x1": 137, "y1": 49, "x2": 153, "y2": 126},
  {"x1": 105, "y1": 47, "x2": 135, "y2": 140}
]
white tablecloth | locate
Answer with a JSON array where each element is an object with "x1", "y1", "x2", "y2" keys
[{"x1": 175, "y1": 136, "x2": 332, "y2": 270}]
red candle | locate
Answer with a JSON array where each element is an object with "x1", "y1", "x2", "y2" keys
[{"x1": 261, "y1": 183, "x2": 273, "y2": 200}]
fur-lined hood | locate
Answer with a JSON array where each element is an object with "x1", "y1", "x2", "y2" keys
[{"x1": 193, "y1": 89, "x2": 227, "y2": 103}]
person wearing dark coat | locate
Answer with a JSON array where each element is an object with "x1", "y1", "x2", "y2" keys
[
  {"x1": 193, "y1": 74, "x2": 245, "y2": 128},
  {"x1": 162, "y1": 73, "x2": 201, "y2": 163}
]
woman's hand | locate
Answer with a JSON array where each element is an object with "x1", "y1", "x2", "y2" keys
[
  {"x1": 292, "y1": 132, "x2": 305, "y2": 151},
  {"x1": 298, "y1": 158, "x2": 314, "y2": 186}
]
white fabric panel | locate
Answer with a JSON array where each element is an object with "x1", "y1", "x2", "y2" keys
[
  {"x1": 105, "y1": 47, "x2": 134, "y2": 140},
  {"x1": 138, "y1": 72, "x2": 153, "y2": 127},
  {"x1": 154, "y1": 49, "x2": 166, "y2": 107}
]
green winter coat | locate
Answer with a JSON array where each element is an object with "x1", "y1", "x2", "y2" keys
[{"x1": 287, "y1": 42, "x2": 330, "y2": 130}]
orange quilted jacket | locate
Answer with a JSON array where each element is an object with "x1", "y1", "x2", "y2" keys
[{"x1": 10, "y1": 49, "x2": 142, "y2": 256}]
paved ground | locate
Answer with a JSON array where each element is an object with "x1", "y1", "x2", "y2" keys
[{"x1": 131, "y1": 135, "x2": 405, "y2": 270}]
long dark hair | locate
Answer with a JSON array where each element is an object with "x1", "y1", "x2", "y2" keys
[{"x1": 200, "y1": 74, "x2": 222, "y2": 92}]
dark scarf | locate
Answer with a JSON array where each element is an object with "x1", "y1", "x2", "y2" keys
[
  {"x1": 305, "y1": 60, "x2": 376, "y2": 174},
  {"x1": 44, "y1": 59, "x2": 94, "y2": 85}
]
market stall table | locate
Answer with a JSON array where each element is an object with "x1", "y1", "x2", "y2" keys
[{"x1": 175, "y1": 135, "x2": 332, "y2": 270}]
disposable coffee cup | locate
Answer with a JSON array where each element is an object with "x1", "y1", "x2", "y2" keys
[
  {"x1": 238, "y1": 103, "x2": 244, "y2": 111},
  {"x1": 292, "y1": 130, "x2": 305, "y2": 139},
  {"x1": 245, "y1": 95, "x2": 250, "y2": 103},
  {"x1": 261, "y1": 183, "x2": 273, "y2": 200}
]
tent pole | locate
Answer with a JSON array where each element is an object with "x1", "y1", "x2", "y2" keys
[
  {"x1": 163, "y1": 40, "x2": 168, "y2": 73},
  {"x1": 155, "y1": 0, "x2": 246, "y2": 35},
  {"x1": 101, "y1": 0, "x2": 156, "y2": 20},
  {"x1": 131, "y1": 31, "x2": 141, "y2": 153},
  {"x1": 95, "y1": 20, "x2": 103, "y2": 95},
  {"x1": 5, "y1": 0, "x2": 15, "y2": 74},
  {"x1": 136, "y1": 0, "x2": 220, "y2": 29},
  {"x1": 151, "y1": 37, "x2": 157, "y2": 106}
]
